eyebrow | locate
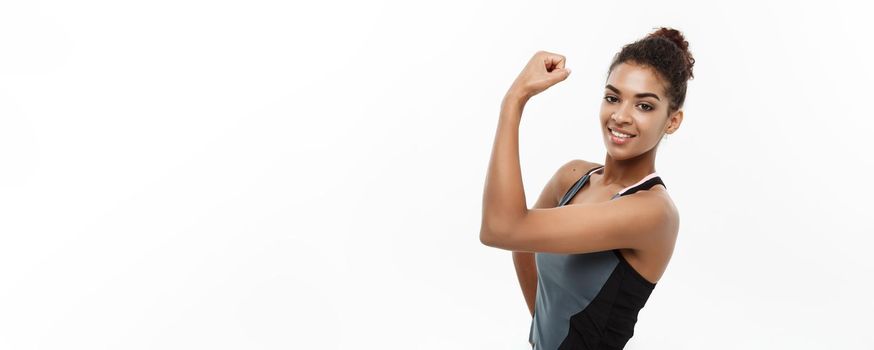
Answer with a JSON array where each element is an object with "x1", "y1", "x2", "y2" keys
[{"x1": 605, "y1": 84, "x2": 661, "y2": 101}]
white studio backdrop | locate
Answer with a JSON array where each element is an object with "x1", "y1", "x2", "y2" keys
[{"x1": 1, "y1": 0, "x2": 872, "y2": 349}]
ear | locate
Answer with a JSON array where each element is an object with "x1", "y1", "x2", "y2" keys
[{"x1": 666, "y1": 109, "x2": 683, "y2": 134}]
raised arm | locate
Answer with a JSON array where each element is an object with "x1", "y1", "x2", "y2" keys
[{"x1": 480, "y1": 50, "x2": 571, "y2": 246}]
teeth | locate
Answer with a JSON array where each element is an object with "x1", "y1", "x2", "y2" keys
[{"x1": 610, "y1": 129, "x2": 633, "y2": 138}]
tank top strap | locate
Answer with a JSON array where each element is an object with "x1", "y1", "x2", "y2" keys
[{"x1": 557, "y1": 165, "x2": 605, "y2": 206}]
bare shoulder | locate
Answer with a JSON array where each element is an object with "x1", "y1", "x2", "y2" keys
[
  {"x1": 551, "y1": 159, "x2": 603, "y2": 201},
  {"x1": 556, "y1": 159, "x2": 602, "y2": 186}
]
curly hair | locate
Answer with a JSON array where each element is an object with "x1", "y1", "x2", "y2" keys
[{"x1": 607, "y1": 27, "x2": 695, "y2": 114}]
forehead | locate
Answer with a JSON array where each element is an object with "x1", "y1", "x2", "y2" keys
[{"x1": 606, "y1": 62, "x2": 666, "y2": 98}]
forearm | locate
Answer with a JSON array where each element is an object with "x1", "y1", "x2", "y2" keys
[
  {"x1": 513, "y1": 251, "x2": 538, "y2": 317},
  {"x1": 480, "y1": 94, "x2": 529, "y2": 240}
]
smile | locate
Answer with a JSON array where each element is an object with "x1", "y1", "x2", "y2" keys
[
  {"x1": 609, "y1": 128, "x2": 636, "y2": 138},
  {"x1": 608, "y1": 128, "x2": 636, "y2": 144}
]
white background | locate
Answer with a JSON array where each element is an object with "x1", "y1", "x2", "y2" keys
[{"x1": 1, "y1": 0, "x2": 872, "y2": 349}]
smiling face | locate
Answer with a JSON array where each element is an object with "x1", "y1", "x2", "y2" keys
[{"x1": 600, "y1": 61, "x2": 683, "y2": 160}]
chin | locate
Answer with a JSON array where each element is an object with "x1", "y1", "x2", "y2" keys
[{"x1": 606, "y1": 151, "x2": 631, "y2": 161}]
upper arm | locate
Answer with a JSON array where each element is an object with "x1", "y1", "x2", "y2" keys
[{"x1": 484, "y1": 190, "x2": 676, "y2": 254}]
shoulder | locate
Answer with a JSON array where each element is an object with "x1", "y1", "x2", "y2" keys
[
  {"x1": 556, "y1": 159, "x2": 603, "y2": 187},
  {"x1": 550, "y1": 159, "x2": 603, "y2": 202}
]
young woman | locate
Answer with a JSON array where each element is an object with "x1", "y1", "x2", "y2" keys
[{"x1": 480, "y1": 27, "x2": 694, "y2": 349}]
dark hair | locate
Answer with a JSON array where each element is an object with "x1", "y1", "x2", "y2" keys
[{"x1": 607, "y1": 27, "x2": 695, "y2": 114}]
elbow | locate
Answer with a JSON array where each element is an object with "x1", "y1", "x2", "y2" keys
[
  {"x1": 480, "y1": 210, "x2": 526, "y2": 248},
  {"x1": 480, "y1": 224, "x2": 496, "y2": 247},
  {"x1": 479, "y1": 219, "x2": 512, "y2": 247}
]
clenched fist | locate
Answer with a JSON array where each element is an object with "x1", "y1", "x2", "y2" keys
[{"x1": 506, "y1": 51, "x2": 572, "y2": 102}]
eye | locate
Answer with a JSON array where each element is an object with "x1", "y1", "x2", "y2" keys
[{"x1": 605, "y1": 95, "x2": 654, "y2": 112}]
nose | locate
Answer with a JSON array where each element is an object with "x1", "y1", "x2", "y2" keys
[
  {"x1": 611, "y1": 108, "x2": 632, "y2": 124},
  {"x1": 612, "y1": 100, "x2": 637, "y2": 123}
]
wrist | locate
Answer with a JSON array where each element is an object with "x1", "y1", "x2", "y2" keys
[{"x1": 502, "y1": 90, "x2": 529, "y2": 108}]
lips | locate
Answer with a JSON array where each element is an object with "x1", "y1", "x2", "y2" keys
[{"x1": 608, "y1": 127, "x2": 637, "y2": 138}]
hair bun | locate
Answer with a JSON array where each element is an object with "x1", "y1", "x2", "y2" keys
[{"x1": 648, "y1": 27, "x2": 695, "y2": 79}]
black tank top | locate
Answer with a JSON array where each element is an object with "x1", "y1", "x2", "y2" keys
[{"x1": 529, "y1": 165, "x2": 667, "y2": 350}]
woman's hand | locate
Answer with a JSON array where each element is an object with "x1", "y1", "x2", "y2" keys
[{"x1": 505, "y1": 51, "x2": 572, "y2": 103}]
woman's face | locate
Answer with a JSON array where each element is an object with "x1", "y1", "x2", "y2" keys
[{"x1": 599, "y1": 62, "x2": 680, "y2": 160}]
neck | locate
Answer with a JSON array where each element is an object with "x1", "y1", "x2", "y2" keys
[{"x1": 599, "y1": 146, "x2": 658, "y2": 189}]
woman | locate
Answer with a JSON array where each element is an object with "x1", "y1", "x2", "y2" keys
[{"x1": 480, "y1": 27, "x2": 694, "y2": 349}]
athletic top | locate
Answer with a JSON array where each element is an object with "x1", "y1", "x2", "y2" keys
[{"x1": 528, "y1": 165, "x2": 666, "y2": 350}]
